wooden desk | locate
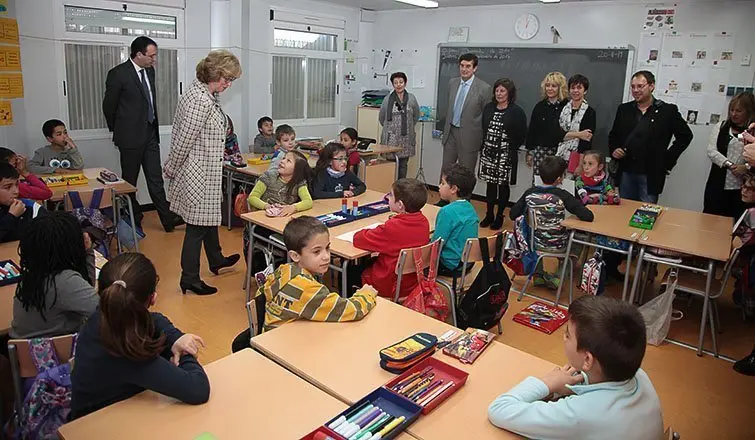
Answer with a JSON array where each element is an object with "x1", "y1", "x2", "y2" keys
[
  {"x1": 659, "y1": 207, "x2": 733, "y2": 233},
  {"x1": 58, "y1": 349, "x2": 401, "y2": 440},
  {"x1": 0, "y1": 241, "x2": 18, "y2": 334},
  {"x1": 241, "y1": 191, "x2": 439, "y2": 297},
  {"x1": 46, "y1": 168, "x2": 137, "y2": 202},
  {"x1": 252, "y1": 297, "x2": 555, "y2": 440}
]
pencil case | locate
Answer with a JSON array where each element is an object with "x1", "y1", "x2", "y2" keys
[
  {"x1": 379, "y1": 333, "x2": 437, "y2": 374},
  {"x1": 0, "y1": 259, "x2": 22, "y2": 287}
]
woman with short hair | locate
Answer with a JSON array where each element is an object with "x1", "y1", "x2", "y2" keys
[
  {"x1": 164, "y1": 50, "x2": 242, "y2": 295},
  {"x1": 526, "y1": 72, "x2": 568, "y2": 180},
  {"x1": 557, "y1": 73, "x2": 597, "y2": 177},
  {"x1": 379, "y1": 71, "x2": 420, "y2": 179}
]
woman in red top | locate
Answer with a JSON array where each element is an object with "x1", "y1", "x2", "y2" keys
[
  {"x1": 0, "y1": 147, "x2": 53, "y2": 200},
  {"x1": 353, "y1": 178, "x2": 429, "y2": 299}
]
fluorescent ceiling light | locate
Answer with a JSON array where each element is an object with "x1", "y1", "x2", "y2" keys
[
  {"x1": 395, "y1": 0, "x2": 439, "y2": 8},
  {"x1": 539, "y1": 0, "x2": 561, "y2": 3},
  {"x1": 122, "y1": 16, "x2": 174, "y2": 25}
]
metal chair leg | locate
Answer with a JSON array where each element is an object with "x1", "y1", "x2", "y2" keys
[{"x1": 517, "y1": 256, "x2": 543, "y2": 301}]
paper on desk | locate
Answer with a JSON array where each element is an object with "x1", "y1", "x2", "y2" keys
[{"x1": 336, "y1": 223, "x2": 382, "y2": 243}]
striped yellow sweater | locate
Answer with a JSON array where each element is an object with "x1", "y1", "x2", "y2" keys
[{"x1": 258, "y1": 263, "x2": 377, "y2": 331}]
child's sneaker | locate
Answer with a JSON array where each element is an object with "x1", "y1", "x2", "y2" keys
[
  {"x1": 543, "y1": 273, "x2": 560, "y2": 290},
  {"x1": 533, "y1": 274, "x2": 547, "y2": 287}
]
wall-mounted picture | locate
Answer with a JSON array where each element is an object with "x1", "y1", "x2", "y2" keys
[
  {"x1": 691, "y1": 82, "x2": 702, "y2": 92},
  {"x1": 709, "y1": 114, "x2": 721, "y2": 125},
  {"x1": 649, "y1": 50, "x2": 658, "y2": 61},
  {"x1": 721, "y1": 51, "x2": 733, "y2": 61},
  {"x1": 668, "y1": 80, "x2": 679, "y2": 91},
  {"x1": 696, "y1": 50, "x2": 706, "y2": 59},
  {"x1": 686, "y1": 110, "x2": 698, "y2": 125},
  {"x1": 671, "y1": 51, "x2": 683, "y2": 58},
  {"x1": 718, "y1": 84, "x2": 726, "y2": 93}
]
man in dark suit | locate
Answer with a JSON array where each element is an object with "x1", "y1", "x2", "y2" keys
[{"x1": 103, "y1": 36, "x2": 182, "y2": 232}]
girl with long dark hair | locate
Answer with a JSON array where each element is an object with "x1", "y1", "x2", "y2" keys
[{"x1": 311, "y1": 142, "x2": 366, "y2": 199}]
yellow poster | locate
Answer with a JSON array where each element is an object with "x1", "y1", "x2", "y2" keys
[
  {"x1": 0, "y1": 17, "x2": 17, "y2": 44},
  {"x1": 0, "y1": 72, "x2": 22, "y2": 98},
  {"x1": 0, "y1": 100, "x2": 12, "y2": 126},
  {"x1": 0, "y1": 46, "x2": 20, "y2": 71}
]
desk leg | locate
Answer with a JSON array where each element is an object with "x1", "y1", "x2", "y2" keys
[
  {"x1": 697, "y1": 260, "x2": 715, "y2": 357},
  {"x1": 628, "y1": 246, "x2": 646, "y2": 304},
  {"x1": 244, "y1": 224, "x2": 256, "y2": 301},
  {"x1": 124, "y1": 195, "x2": 139, "y2": 253},
  {"x1": 554, "y1": 231, "x2": 575, "y2": 306},
  {"x1": 341, "y1": 258, "x2": 349, "y2": 298},
  {"x1": 622, "y1": 243, "x2": 634, "y2": 302},
  {"x1": 359, "y1": 158, "x2": 367, "y2": 182},
  {"x1": 226, "y1": 169, "x2": 234, "y2": 231}
]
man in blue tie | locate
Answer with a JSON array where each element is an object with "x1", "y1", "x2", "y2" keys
[
  {"x1": 103, "y1": 36, "x2": 182, "y2": 232},
  {"x1": 442, "y1": 53, "x2": 491, "y2": 174}
]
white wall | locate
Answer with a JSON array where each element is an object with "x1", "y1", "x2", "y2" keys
[
  {"x1": 0, "y1": 0, "x2": 27, "y2": 150},
  {"x1": 369, "y1": 0, "x2": 755, "y2": 210}
]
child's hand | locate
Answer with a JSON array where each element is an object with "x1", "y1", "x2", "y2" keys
[
  {"x1": 64, "y1": 135, "x2": 77, "y2": 150},
  {"x1": 265, "y1": 204, "x2": 282, "y2": 217},
  {"x1": 343, "y1": 190, "x2": 355, "y2": 198},
  {"x1": 171, "y1": 334, "x2": 206, "y2": 365},
  {"x1": 83, "y1": 232, "x2": 92, "y2": 250},
  {"x1": 8, "y1": 199, "x2": 25, "y2": 217},
  {"x1": 540, "y1": 364, "x2": 583, "y2": 396},
  {"x1": 14, "y1": 155, "x2": 28, "y2": 176},
  {"x1": 360, "y1": 284, "x2": 379, "y2": 297},
  {"x1": 278, "y1": 205, "x2": 297, "y2": 217}
]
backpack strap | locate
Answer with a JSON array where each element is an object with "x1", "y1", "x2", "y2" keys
[
  {"x1": 67, "y1": 191, "x2": 84, "y2": 210},
  {"x1": 89, "y1": 188, "x2": 104, "y2": 209},
  {"x1": 494, "y1": 232, "x2": 504, "y2": 263},
  {"x1": 27, "y1": 338, "x2": 61, "y2": 373},
  {"x1": 479, "y1": 236, "x2": 491, "y2": 265}
]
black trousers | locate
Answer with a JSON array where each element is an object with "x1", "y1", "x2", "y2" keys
[
  {"x1": 120, "y1": 125, "x2": 174, "y2": 227},
  {"x1": 703, "y1": 188, "x2": 745, "y2": 220},
  {"x1": 180, "y1": 224, "x2": 225, "y2": 284},
  {"x1": 485, "y1": 183, "x2": 510, "y2": 217}
]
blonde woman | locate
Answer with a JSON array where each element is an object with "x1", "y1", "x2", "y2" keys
[
  {"x1": 525, "y1": 72, "x2": 568, "y2": 180},
  {"x1": 164, "y1": 50, "x2": 242, "y2": 295}
]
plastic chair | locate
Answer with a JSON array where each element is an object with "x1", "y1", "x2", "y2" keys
[
  {"x1": 516, "y1": 207, "x2": 578, "y2": 306},
  {"x1": 7, "y1": 334, "x2": 76, "y2": 427},
  {"x1": 64, "y1": 187, "x2": 137, "y2": 254},
  {"x1": 658, "y1": 246, "x2": 740, "y2": 357},
  {"x1": 394, "y1": 238, "x2": 455, "y2": 325}
]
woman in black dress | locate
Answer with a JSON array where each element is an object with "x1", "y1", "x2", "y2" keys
[
  {"x1": 479, "y1": 78, "x2": 528, "y2": 230},
  {"x1": 526, "y1": 72, "x2": 568, "y2": 182}
]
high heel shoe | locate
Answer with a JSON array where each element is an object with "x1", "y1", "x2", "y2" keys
[
  {"x1": 180, "y1": 280, "x2": 218, "y2": 296},
  {"x1": 210, "y1": 254, "x2": 241, "y2": 275}
]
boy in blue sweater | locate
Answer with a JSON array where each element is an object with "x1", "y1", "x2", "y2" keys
[
  {"x1": 488, "y1": 296, "x2": 663, "y2": 440},
  {"x1": 433, "y1": 164, "x2": 479, "y2": 276}
]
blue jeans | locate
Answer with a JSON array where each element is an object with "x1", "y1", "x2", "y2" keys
[{"x1": 619, "y1": 172, "x2": 658, "y2": 203}]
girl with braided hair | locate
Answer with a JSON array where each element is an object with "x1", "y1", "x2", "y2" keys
[{"x1": 10, "y1": 211, "x2": 98, "y2": 338}]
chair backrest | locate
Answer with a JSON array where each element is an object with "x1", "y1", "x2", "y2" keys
[
  {"x1": 456, "y1": 233, "x2": 505, "y2": 289},
  {"x1": 63, "y1": 187, "x2": 115, "y2": 211},
  {"x1": 712, "y1": 246, "x2": 741, "y2": 300},
  {"x1": 7, "y1": 334, "x2": 76, "y2": 417},
  {"x1": 393, "y1": 238, "x2": 443, "y2": 302}
]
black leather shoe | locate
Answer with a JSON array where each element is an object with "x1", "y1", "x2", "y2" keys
[
  {"x1": 490, "y1": 216, "x2": 504, "y2": 230},
  {"x1": 163, "y1": 216, "x2": 185, "y2": 233},
  {"x1": 180, "y1": 280, "x2": 218, "y2": 296},
  {"x1": 480, "y1": 215, "x2": 494, "y2": 228},
  {"x1": 210, "y1": 254, "x2": 240, "y2": 275},
  {"x1": 733, "y1": 350, "x2": 755, "y2": 376}
]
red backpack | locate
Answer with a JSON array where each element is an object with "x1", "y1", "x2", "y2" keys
[{"x1": 402, "y1": 240, "x2": 450, "y2": 323}]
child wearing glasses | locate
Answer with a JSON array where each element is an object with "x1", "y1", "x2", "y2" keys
[{"x1": 311, "y1": 142, "x2": 366, "y2": 199}]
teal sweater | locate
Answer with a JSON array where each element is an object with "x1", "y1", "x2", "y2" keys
[{"x1": 432, "y1": 199, "x2": 479, "y2": 270}]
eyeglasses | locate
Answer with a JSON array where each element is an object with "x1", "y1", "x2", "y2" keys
[{"x1": 332, "y1": 157, "x2": 348, "y2": 162}]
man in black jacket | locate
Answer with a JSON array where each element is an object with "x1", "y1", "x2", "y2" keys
[
  {"x1": 609, "y1": 70, "x2": 693, "y2": 203},
  {"x1": 102, "y1": 36, "x2": 182, "y2": 232}
]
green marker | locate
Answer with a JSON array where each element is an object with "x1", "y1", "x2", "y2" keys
[{"x1": 194, "y1": 433, "x2": 217, "y2": 440}]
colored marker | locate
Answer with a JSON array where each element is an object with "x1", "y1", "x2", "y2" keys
[
  {"x1": 350, "y1": 412, "x2": 389, "y2": 440},
  {"x1": 329, "y1": 403, "x2": 373, "y2": 430},
  {"x1": 343, "y1": 407, "x2": 382, "y2": 437},
  {"x1": 417, "y1": 381, "x2": 455, "y2": 407},
  {"x1": 6, "y1": 263, "x2": 18, "y2": 276},
  {"x1": 338, "y1": 406, "x2": 380, "y2": 436},
  {"x1": 371, "y1": 416, "x2": 405, "y2": 440},
  {"x1": 412, "y1": 379, "x2": 444, "y2": 402},
  {"x1": 359, "y1": 416, "x2": 395, "y2": 440}
]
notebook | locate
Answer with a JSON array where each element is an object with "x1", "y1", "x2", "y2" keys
[
  {"x1": 513, "y1": 301, "x2": 569, "y2": 335},
  {"x1": 335, "y1": 223, "x2": 382, "y2": 243}
]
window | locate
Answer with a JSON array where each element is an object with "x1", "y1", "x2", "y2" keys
[
  {"x1": 271, "y1": 19, "x2": 342, "y2": 123},
  {"x1": 65, "y1": 5, "x2": 177, "y2": 39},
  {"x1": 60, "y1": 2, "x2": 183, "y2": 132},
  {"x1": 64, "y1": 44, "x2": 179, "y2": 130}
]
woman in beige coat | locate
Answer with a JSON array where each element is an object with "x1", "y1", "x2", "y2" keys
[{"x1": 164, "y1": 50, "x2": 241, "y2": 295}]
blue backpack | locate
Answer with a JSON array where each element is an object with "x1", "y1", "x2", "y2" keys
[
  {"x1": 503, "y1": 215, "x2": 538, "y2": 276},
  {"x1": 17, "y1": 336, "x2": 77, "y2": 440}
]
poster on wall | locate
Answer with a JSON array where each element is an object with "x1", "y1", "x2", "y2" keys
[
  {"x1": 0, "y1": 72, "x2": 22, "y2": 98},
  {"x1": 637, "y1": 31, "x2": 663, "y2": 71},
  {"x1": 0, "y1": 17, "x2": 18, "y2": 44},
  {"x1": 643, "y1": 5, "x2": 676, "y2": 30},
  {"x1": 0, "y1": 46, "x2": 20, "y2": 71},
  {"x1": 0, "y1": 99, "x2": 11, "y2": 125}
]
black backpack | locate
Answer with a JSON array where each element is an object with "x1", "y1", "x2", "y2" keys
[{"x1": 456, "y1": 233, "x2": 511, "y2": 330}]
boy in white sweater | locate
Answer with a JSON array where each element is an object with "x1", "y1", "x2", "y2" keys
[{"x1": 488, "y1": 296, "x2": 664, "y2": 440}]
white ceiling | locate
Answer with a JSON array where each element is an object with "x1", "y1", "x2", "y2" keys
[{"x1": 318, "y1": 0, "x2": 715, "y2": 11}]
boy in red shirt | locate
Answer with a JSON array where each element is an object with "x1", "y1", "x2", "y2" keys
[
  {"x1": 0, "y1": 147, "x2": 53, "y2": 201},
  {"x1": 353, "y1": 178, "x2": 429, "y2": 299}
]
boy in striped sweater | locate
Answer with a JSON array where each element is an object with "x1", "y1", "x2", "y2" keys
[{"x1": 257, "y1": 216, "x2": 378, "y2": 331}]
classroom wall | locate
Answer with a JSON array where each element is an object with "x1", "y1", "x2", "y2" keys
[
  {"x1": 368, "y1": 0, "x2": 755, "y2": 211},
  {"x1": 0, "y1": 0, "x2": 27, "y2": 150}
]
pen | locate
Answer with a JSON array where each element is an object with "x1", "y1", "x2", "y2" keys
[
  {"x1": 339, "y1": 406, "x2": 381, "y2": 436},
  {"x1": 410, "y1": 379, "x2": 443, "y2": 401},
  {"x1": 417, "y1": 382, "x2": 455, "y2": 407},
  {"x1": 343, "y1": 407, "x2": 382, "y2": 438},
  {"x1": 358, "y1": 416, "x2": 395, "y2": 440},
  {"x1": 329, "y1": 403, "x2": 373, "y2": 430},
  {"x1": 350, "y1": 413, "x2": 390, "y2": 440},
  {"x1": 371, "y1": 416, "x2": 405, "y2": 440}
]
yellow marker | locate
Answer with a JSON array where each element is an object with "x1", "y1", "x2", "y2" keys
[{"x1": 375, "y1": 415, "x2": 405, "y2": 439}]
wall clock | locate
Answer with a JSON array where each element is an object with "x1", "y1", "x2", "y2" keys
[{"x1": 514, "y1": 13, "x2": 540, "y2": 40}]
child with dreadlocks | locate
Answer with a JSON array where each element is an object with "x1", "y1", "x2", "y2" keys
[{"x1": 10, "y1": 211, "x2": 99, "y2": 339}]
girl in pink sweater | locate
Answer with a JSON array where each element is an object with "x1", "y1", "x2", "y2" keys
[{"x1": 0, "y1": 147, "x2": 53, "y2": 200}]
